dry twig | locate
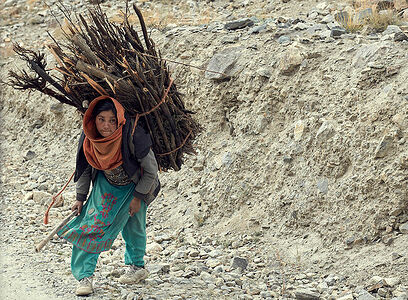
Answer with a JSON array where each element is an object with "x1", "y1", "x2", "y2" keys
[{"x1": 8, "y1": 1, "x2": 201, "y2": 171}]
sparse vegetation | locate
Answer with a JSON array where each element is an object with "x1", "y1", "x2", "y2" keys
[
  {"x1": 340, "y1": 0, "x2": 402, "y2": 33},
  {"x1": 364, "y1": 10, "x2": 401, "y2": 32},
  {"x1": 340, "y1": 14, "x2": 365, "y2": 33},
  {"x1": 110, "y1": 6, "x2": 213, "y2": 29}
]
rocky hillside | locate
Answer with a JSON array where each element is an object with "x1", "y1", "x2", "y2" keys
[{"x1": 1, "y1": 0, "x2": 407, "y2": 299}]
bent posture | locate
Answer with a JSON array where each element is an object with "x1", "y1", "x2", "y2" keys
[{"x1": 57, "y1": 97, "x2": 160, "y2": 296}]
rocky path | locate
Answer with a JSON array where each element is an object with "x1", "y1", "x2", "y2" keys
[
  {"x1": 0, "y1": 233, "x2": 60, "y2": 300},
  {"x1": 0, "y1": 143, "x2": 406, "y2": 299}
]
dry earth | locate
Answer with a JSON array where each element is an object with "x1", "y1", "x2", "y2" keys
[{"x1": 1, "y1": 0, "x2": 408, "y2": 299}]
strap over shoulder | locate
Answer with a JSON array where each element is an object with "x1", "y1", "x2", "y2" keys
[{"x1": 128, "y1": 117, "x2": 152, "y2": 159}]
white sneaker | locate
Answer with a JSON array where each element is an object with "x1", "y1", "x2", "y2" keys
[
  {"x1": 119, "y1": 265, "x2": 149, "y2": 284},
  {"x1": 75, "y1": 277, "x2": 94, "y2": 296}
]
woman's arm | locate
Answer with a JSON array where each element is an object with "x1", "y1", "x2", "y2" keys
[
  {"x1": 72, "y1": 165, "x2": 92, "y2": 215},
  {"x1": 132, "y1": 149, "x2": 158, "y2": 200},
  {"x1": 129, "y1": 149, "x2": 158, "y2": 216}
]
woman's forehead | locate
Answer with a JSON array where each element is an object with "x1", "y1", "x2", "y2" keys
[{"x1": 97, "y1": 110, "x2": 116, "y2": 118}]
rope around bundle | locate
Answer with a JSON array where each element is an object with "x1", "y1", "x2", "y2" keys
[
  {"x1": 8, "y1": 1, "x2": 201, "y2": 172},
  {"x1": 44, "y1": 171, "x2": 75, "y2": 225}
]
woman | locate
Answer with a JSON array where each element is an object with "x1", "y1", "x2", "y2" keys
[{"x1": 57, "y1": 97, "x2": 160, "y2": 296}]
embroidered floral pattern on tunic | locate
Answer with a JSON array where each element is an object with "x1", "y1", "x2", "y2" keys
[
  {"x1": 58, "y1": 191, "x2": 121, "y2": 252},
  {"x1": 57, "y1": 171, "x2": 134, "y2": 254},
  {"x1": 101, "y1": 193, "x2": 117, "y2": 218}
]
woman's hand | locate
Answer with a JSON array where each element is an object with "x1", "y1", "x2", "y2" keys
[
  {"x1": 72, "y1": 201, "x2": 84, "y2": 216},
  {"x1": 129, "y1": 197, "x2": 141, "y2": 217}
]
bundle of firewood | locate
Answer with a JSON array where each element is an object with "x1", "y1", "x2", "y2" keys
[{"x1": 9, "y1": 2, "x2": 200, "y2": 171}]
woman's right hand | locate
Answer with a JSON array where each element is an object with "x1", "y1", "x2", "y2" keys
[{"x1": 71, "y1": 201, "x2": 84, "y2": 216}]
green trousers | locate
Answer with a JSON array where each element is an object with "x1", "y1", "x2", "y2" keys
[{"x1": 71, "y1": 200, "x2": 147, "y2": 281}]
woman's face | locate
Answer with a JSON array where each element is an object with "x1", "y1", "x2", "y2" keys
[{"x1": 95, "y1": 110, "x2": 118, "y2": 138}]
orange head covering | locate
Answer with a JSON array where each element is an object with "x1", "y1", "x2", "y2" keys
[{"x1": 82, "y1": 96, "x2": 126, "y2": 170}]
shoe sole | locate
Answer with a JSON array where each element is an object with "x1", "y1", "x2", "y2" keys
[
  {"x1": 118, "y1": 272, "x2": 149, "y2": 284},
  {"x1": 75, "y1": 288, "x2": 94, "y2": 296}
]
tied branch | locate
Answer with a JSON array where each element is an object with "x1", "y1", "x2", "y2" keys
[{"x1": 8, "y1": 0, "x2": 201, "y2": 172}]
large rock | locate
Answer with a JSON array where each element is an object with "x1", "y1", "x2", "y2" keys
[
  {"x1": 27, "y1": 16, "x2": 44, "y2": 25},
  {"x1": 317, "y1": 177, "x2": 328, "y2": 194},
  {"x1": 23, "y1": 192, "x2": 34, "y2": 202},
  {"x1": 230, "y1": 257, "x2": 248, "y2": 270},
  {"x1": 315, "y1": 120, "x2": 336, "y2": 142},
  {"x1": 374, "y1": 135, "x2": 393, "y2": 158},
  {"x1": 321, "y1": 14, "x2": 335, "y2": 24},
  {"x1": 330, "y1": 26, "x2": 346, "y2": 37},
  {"x1": 337, "y1": 294, "x2": 354, "y2": 300},
  {"x1": 368, "y1": 275, "x2": 385, "y2": 286},
  {"x1": 294, "y1": 288, "x2": 320, "y2": 300},
  {"x1": 249, "y1": 24, "x2": 267, "y2": 34},
  {"x1": 400, "y1": 222, "x2": 408, "y2": 234},
  {"x1": 384, "y1": 277, "x2": 400, "y2": 287},
  {"x1": 24, "y1": 150, "x2": 36, "y2": 160},
  {"x1": 278, "y1": 35, "x2": 291, "y2": 44},
  {"x1": 383, "y1": 25, "x2": 403, "y2": 35},
  {"x1": 394, "y1": 32, "x2": 408, "y2": 42},
  {"x1": 224, "y1": 18, "x2": 254, "y2": 30},
  {"x1": 4, "y1": 0, "x2": 19, "y2": 7},
  {"x1": 352, "y1": 42, "x2": 389, "y2": 68},
  {"x1": 306, "y1": 24, "x2": 327, "y2": 35},
  {"x1": 357, "y1": 290, "x2": 376, "y2": 300},
  {"x1": 147, "y1": 263, "x2": 170, "y2": 274},
  {"x1": 206, "y1": 258, "x2": 222, "y2": 268},
  {"x1": 32, "y1": 191, "x2": 52, "y2": 205},
  {"x1": 278, "y1": 45, "x2": 304, "y2": 75},
  {"x1": 146, "y1": 242, "x2": 163, "y2": 254},
  {"x1": 205, "y1": 47, "x2": 242, "y2": 80}
]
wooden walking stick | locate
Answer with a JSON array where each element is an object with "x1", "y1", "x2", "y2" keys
[
  {"x1": 35, "y1": 171, "x2": 76, "y2": 252},
  {"x1": 35, "y1": 210, "x2": 78, "y2": 252}
]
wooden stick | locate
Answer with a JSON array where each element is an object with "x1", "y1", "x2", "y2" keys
[
  {"x1": 71, "y1": 33, "x2": 102, "y2": 66},
  {"x1": 35, "y1": 210, "x2": 78, "y2": 252},
  {"x1": 76, "y1": 60, "x2": 119, "y2": 82}
]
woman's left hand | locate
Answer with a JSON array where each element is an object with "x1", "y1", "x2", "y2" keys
[{"x1": 129, "y1": 197, "x2": 141, "y2": 217}]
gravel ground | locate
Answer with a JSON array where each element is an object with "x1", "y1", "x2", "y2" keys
[{"x1": 1, "y1": 0, "x2": 408, "y2": 299}]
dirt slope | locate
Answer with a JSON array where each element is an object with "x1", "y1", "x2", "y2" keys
[{"x1": 1, "y1": 0, "x2": 407, "y2": 299}]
